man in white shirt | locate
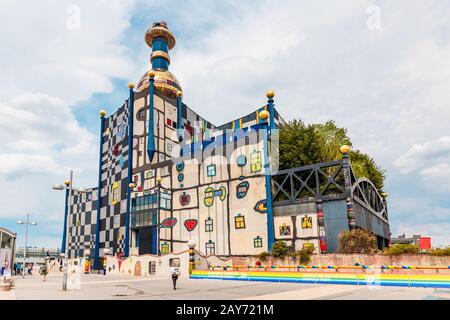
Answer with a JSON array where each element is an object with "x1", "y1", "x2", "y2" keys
[{"x1": 170, "y1": 267, "x2": 180, "y2": 290}]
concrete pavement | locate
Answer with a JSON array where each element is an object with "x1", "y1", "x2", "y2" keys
[{"x1": 7, "y1": 272, "x2": 450, "y2": 300}]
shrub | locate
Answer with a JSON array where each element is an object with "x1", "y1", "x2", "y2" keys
[
  {"x1": 271, "y1": 241, "x2": 290, "y2": 259},
  {"x1": 257, "y1": 251, "x2": 270, "y2": 261},
  {"x1": 429, "y1": 247, "x2": 450, "y2": 256},
  {"x1": 296, "y1": 245, "x2": 315, "y2": 264},
  {"x1": 383, "y1": 244, "x2": 420, "y2": 255},
  {"x1": 338, "y1": 229, "x2": 377, "y2": 254}
]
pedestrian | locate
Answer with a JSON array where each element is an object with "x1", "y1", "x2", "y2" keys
[
  {"x1": 40, "y1": 261, "x2": 48, "y2": 282},
  {"x1": 170, "y1": 266, "x2": 181, "y2": 290},
  {"x1": 1, "y1": 263, "x2": 4, "y2": 276}
]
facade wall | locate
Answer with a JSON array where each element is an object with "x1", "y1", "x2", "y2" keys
[
  {"x1": 65, "y1": 85, "x2": 275, "y2": 258},
  {"x1": 67, "y1": 188, "x2": 98, "y2": 258},
  {"x1": 273, "y1": 203, "x2": 320, "y2": 253}
]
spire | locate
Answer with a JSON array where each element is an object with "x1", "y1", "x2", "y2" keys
[
  {"x1": 145, "y1": 21, "x2": 176, "y2": 71},
  {"x1": 136, "y1": 21, "x2": 182, "y2": 98}
]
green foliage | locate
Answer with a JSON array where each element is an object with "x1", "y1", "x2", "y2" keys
[
  {"x1": 338, "y1": 229, "x2": 377, "y2": 254},
  {"x1": 278, "y1": 119, "x2": 385, "y2": 190},
  {"x1": 429, "y1": 247, "x2": 450, "y2": 256},
  {"x1": 296, "y1": 245, "x2": 315, "y2": 264},
  {"x1": 349, "y1": 150, "x2": 385, "y2": 190},
  {"x1": 271, "y1": 241, "x2": 290, "y2": 259},
  {"x1": 257, "y1": 251, "x2": 270, "y2": 261},
  {"x1": 383, "y1": 244, "x2": 420, "y2": 255}
]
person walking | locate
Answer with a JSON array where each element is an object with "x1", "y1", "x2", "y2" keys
[
  {"x1": 170, "y1": 266, "x2": 181, "y2": 290},
  {"x1": 40, "y1": 259, "x2": 49, "y2": 282}
]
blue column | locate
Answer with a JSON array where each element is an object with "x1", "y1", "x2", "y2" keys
[
  {"x1": 61, "y1": 188, "x2": 69, "y2": 254},
  {"x1": 267, "y1": 90, "x2": 275, "y2": 131},
  {"x1": 177, "y1": 91, "x2": 183, "y2": 142},
  {"x1": 124, "y1": 84, "x2": 135, "y2": 257},
  {"x1": 93, "y1": 111, "x2": 106, "y2": 268},
  {"x1": 261, "y1": 110, "x2": 275, "y2": 251},
  {"x1": 147, "y1": 73, "x2": 156, "y2": 162}
]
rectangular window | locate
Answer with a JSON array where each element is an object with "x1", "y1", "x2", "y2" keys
[
  {"x1": 253, "y1": 236, "x2": 263, "y2": 248},
  {"x1": 207, "y1": 164, "x2": 216, "y2": 177},
  {"x1": 205, "y1": 241, "x2": 215, "y2": 255},
  {"x1": 160, "y1": 191, "x2": 172, "y2": 210},
  {"x1": 205, "y1": 218, "x2": 213, "y2": 232},
  {"x1": 234, "y1": 215, "x2": 246, "y2": 229},
  {"x1": 161, "y1": 242, "x2": 169, "y2": 254},
  {"x1": 250, "y1": 150, "x2": 262, "y2": 173},
  {"x1": 145, "y1": 170, "x2": 154, "y2": 179}
]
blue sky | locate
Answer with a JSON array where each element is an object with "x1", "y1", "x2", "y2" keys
[{"x1": 1, "y1": 0, "x2": 449, "y2": 249}]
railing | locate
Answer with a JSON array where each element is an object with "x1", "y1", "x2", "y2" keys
[{"x1": 208, "y1": 265, "x2": 450, "y2": 273}]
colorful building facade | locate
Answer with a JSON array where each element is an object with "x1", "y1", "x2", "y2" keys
[{"x1": 64, "y1": 22, "x2": 390, "y2": 262}]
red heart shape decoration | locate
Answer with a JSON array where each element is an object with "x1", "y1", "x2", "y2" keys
[{"x1": 184, "y1": 219, "x2": 198, "y2": 232}]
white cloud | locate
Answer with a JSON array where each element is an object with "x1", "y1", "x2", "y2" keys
[
  {"x1": 0, "y1": 0, "x2": 137, "y2": 104},
  {"x1": 394, "y1": 136, "x2": 450, "y2": 193},
  {"x1": 0, "y1": 1, "x2": 138, "y2": 245},
  {"x1": 395, "y1": 136, "x2": 450, "y2": 173},
  {"x1": 0, "y1": 92, "x2": 98, "y2": 175}
]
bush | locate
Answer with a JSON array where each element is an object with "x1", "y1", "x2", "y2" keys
[
  {"x1": 338, "y1": 229, "x2": 377, "y2": 254},
  {"x1": 296, "y1": 245, "x2": 315, "y2": 264},
  {"x1": 383, "y1": 244, "x2": 420, "y2": 255},
  {"x1": 429, "y1": 247, "x2": 450, "y2": 256},
  {"x1": 271, "y1": 241, "x2": 290, "y2": 259},
  {"x1": 257, "y1": 251, "x2": 270, "y2": 261}
]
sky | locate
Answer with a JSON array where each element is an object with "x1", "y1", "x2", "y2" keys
[{"x1": 0, "y1": 0, "x2": 449, "y2": 248}]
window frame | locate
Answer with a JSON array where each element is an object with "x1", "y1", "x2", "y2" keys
[
  {"x1": 205, "y1": 218, "x2": 214, "y2": 232},
  {"x1": 234, "y1": 215, "x2": 246, "y2": 229}
]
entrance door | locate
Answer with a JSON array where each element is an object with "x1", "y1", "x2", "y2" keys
[{"x1": 138, "y1": 226, "x2": 157, "y2": 255}]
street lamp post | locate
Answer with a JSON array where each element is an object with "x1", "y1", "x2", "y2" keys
[
  {"x1": 61, "y1": 253, "x2": 68, "y2": 291},
  {"x1": 17, "y1": 214, "x2": 37, "y2": 278}
]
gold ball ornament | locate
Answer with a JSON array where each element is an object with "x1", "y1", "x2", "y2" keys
[
  {"x1": 259, "y1": 110, "x2": 270, "y2": 120},
  {"x1": 129, "y1": 182, "x2": 136, "y2": 189},
  {"x1": 99, "y1": 110, "x2": 107, "y2": 117},
  {"x1": 148, "y1": 71, "x2": 156, "y2": 78},
  {"x1": 128, "y1": 82, "x2": 135, "y2": 89},
  {"x1": 176, "y1": 91, "x2": 183, "y2": 97},
  {"x1": 156, "y1": 176, "x2": 162, "y2": 183},
  {"x1": 380, "y1": 192, "x2": 388, "y2": 198},
  {"x1": 64, "y1": 180, "x2": 71, "y2": 187},
  {"x1": 266, "y1": 90, "x2": 275, "y2": 99},
  {"x1": 340, "y1": 145, "x2": 351, "y2": 154}
]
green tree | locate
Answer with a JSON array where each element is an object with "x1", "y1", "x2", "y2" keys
[
  {"x1": 278, "y1": 119, "x2": 385, "y2": 190},
  {"x1": 349, "y1": 150, "x2": 385, "y2": 190}
]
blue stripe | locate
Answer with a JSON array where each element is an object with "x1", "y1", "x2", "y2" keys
[
  {"x1": 190, "y1": 275, "x2": 450, "y2": 288},
  {"x1": 124, "y1": 88, "x2": 135, "y2": 257},
  {"x1": 61, "y1": 188, "x2": 69, "y2": 254},
  {"x1": 147, "y1": 79, "x2": 155, "y2": 162}
]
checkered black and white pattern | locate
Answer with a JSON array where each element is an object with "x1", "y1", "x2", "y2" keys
[
  {"x1": 98, "y1": 101, "x2": 130, "y2": 256},
  {"x1": 67, "y1": 188, "x2": 98, "y2": 259}
]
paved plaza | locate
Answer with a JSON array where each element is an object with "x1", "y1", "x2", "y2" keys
[{"x1": 2, "y1": 272, "x2": 449, "y2": 300}]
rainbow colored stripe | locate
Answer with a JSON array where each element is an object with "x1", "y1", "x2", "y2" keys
[{"x1": 191, "y1": 270, "x2": 450, "y2": 288}]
